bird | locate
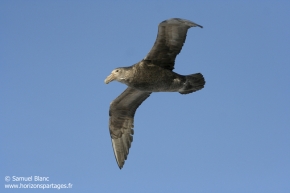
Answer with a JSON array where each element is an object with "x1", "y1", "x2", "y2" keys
[{"x1": 105, "y1": 18, "x2": 205, "y2": 169}]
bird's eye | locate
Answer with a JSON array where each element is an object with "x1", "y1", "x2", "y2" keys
[{"x1": 116, "y1": 70, "x2": 119, "y2": 72}]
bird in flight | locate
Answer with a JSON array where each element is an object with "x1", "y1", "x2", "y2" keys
[{"x1": 105, "y1": 18, "x2": 205, "y2": 169}]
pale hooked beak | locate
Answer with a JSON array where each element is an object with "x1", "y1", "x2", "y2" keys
[{"x1": 104, "y1": 73, "x2": 115, "y2": 84}]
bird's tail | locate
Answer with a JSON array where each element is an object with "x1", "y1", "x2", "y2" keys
[{"x1": 179, "y1": 73, "x2": 205, "y2": 94}]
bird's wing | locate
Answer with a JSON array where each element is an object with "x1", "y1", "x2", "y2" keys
[
  {"x1": 109, "y1": 87, "x2": 151, "y2": 169},
  {"x1": 144, "y1": 18, "x2": 202, "y2": 71}
]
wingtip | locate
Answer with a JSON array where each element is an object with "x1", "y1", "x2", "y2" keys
[
  {"x1": 116, "y1": 158, "x2": 125, "y2": 170},
  {"x1": 163, "y1": 18, "x2": 203, "y2": 29},
  {"x1": 111, "y1": 137, "x2": 128, "y2": 170},
  {"x1": 197, "y1": 24, "x2": 203, "y2": 28},
  {"x1": 187, "y1": 20, "x2": 203, "y2": 28},
  {"x1": 116, "y1": 157, "x2": 124, "y2": 169}
]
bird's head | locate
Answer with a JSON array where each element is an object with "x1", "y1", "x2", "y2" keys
[{"x1": 104, "y1": 68, "x2": 127, "y2": 84}]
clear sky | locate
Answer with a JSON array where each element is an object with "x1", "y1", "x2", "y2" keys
[{"x1": 1, "y1": 1, "x2": 290, "y2": 192}]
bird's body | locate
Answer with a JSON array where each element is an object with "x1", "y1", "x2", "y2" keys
[
  {"x1": 107, "y1": 60, "x2": 204, "y2": 93},
  {"x1": 119, "y1": 60, "x2": 186, "y2": 92},
  {"x1": 105, "y1": 18, "x2": 205, "y2": 169}
]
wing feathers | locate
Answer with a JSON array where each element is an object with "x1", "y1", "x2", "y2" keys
[
  {"x1": 109, "y1": 87, "x2": 151, "y2": 169},
  {"x1": 144, "y1": 18, "x2": 202, "y2": 70}
]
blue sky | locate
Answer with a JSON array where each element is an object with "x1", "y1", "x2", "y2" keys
[{"x1": 1, "y1": 1, "x2": 290, "y2": 192}]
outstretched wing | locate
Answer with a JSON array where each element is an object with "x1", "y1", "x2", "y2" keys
[
  {"x1": 109, "y1": 87, "x2": 151, "y2": 169},
  {"x1": 144, "y1": 18, "x2": 202, "y2": 71}
]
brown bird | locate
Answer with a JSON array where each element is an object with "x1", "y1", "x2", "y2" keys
[{"x1": 105, "y1": 18, "x2": 205, "y2": 169}]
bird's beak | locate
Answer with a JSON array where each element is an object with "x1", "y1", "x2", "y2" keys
[{"x1": 104, "y1": 73, "x2": 115, "y2": 84}]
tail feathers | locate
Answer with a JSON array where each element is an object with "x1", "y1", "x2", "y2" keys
[{"x1": 179, "y1": 73, "x2": 205, "y2": 94}]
